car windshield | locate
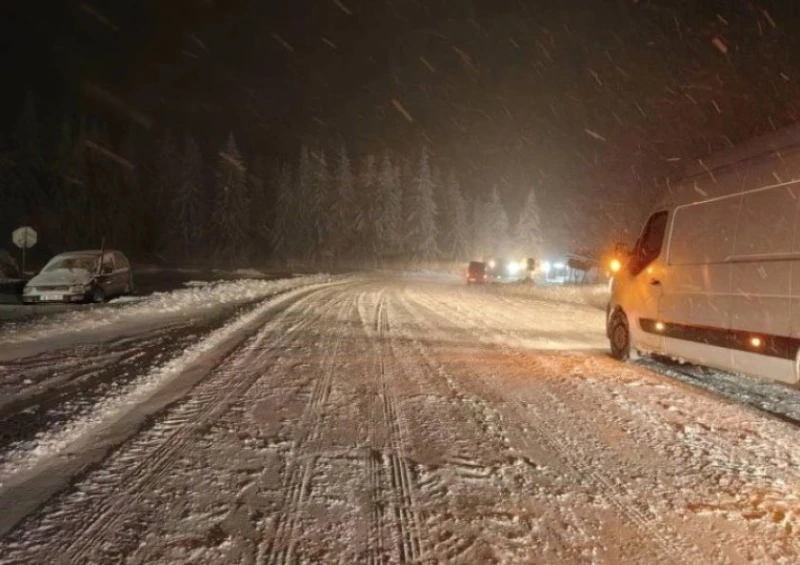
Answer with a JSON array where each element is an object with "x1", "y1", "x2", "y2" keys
[{"x1": 43, "y1": 256, "x2": 98, "y2": 273}]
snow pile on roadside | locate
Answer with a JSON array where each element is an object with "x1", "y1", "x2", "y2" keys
[
  {"x1": 1, "y1": 275, "x2": 332, "y2": 346},
  {"x1": 498, "y1": 282, "x2": 609, "y2": 310},
  {"x1": 0, "y1": 281, "x2": 321, "y2": 485}
]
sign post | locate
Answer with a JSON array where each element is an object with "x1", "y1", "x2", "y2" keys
[{"x1": 12, "y1": 226, "x2": 37, "y2": 276}]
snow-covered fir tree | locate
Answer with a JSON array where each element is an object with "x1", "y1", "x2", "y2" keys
[
  {"x1": 486, "y1": 186, "x2": 509, "y2": 256},
  {"x1": 52, "y1": 117, "x2": 88, "y2": 247},
  {"x1": 296, "y1": 146, "x2": 315, "y2": 258},
  {"x1": 375, "y1": 152, "x2": 401, "y2": 259},
  {"x1": 515, "y1": 188, "x2": 544, "y2": 259},
  {"x1": 331, "y1": 144, "x2": 355, "y2": 261},
  {"x1": 410, "y1": 147, "x2": 439, "y2": 262},
  {"x1": 445, "y1": 171, "x2": 469, "y2": 260},
  {"x1": 271, "y1": 163, "x2": 294, "y2": 262},
  {"x1": 212, "y1": 133, "x2": 249, "y2": 264},
  {"x1": 248, "y1": 157, "x2": 271, "y2": 252},
  {"x1": 173, "y1": 136, "x2": 204, "y2": 258},
  {"x1": 355, "y1": 154, "x2": 378, "y2": 260},
  {"x1": 149, "y1": 131, "x2": 180, "y2": 250},
  {"x1": 309, "y1": 150, "x2": 332, "y2": 260}
]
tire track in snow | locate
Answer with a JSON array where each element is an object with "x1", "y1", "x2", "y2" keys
[
  {"x1": 357, "y1": 290, "x2": 389, "y2": 565},
  {"x1": 260, "y1": 292, "x2": 355, "y2": 565},
  {"x1": 14, "y1": 284, "x2": 340, "y2": 565},
  {"x1": 402, "y1": 287, "x2": 708, "y2": 565},
  {"x1": 356, "y1": 288, "x2": 427, "y2": 564},
  {"x1": 377, "y1": 291, "x2": 425, "y2": 563},
  {"x1": 389, "y1": 290, "x2": 598, "y2": 562}
]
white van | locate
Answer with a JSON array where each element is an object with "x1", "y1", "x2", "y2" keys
[{"x1": 607, "y1": 124, "x2": 800, "y2": 385}]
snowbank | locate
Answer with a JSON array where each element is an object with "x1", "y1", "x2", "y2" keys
[{"x1": 0, "y1": 274, "x2": 332, "y2": 347}]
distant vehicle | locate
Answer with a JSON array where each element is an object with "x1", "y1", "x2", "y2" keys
[
  {"x1": 22, "y1": 250, "x2": 134, "y2": 304},
  {"x1": 607, "y1": 122, "x2": 800, "y2": 385},
  {"x1": 466, "y1": 261, "x2": 488, "y2": 284},
  {"x1": 486, "y1": 257, "x2": 524, "y2": 281}
]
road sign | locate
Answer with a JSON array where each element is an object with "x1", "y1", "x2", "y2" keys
[
  {"x1": 12, "y1": 226, "x2": 37, "y2": 249},
  {"x1": 12, "y1": 226, "x2": 37, "y2": 276}
]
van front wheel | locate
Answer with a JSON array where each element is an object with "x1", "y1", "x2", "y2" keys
[{"x1": 609, "y1": 311, "x2": 632, "y2": 361}]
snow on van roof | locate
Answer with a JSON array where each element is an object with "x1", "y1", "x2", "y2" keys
[{"x1": 680, "y1": 121, "x2": 800, "y2": 180}]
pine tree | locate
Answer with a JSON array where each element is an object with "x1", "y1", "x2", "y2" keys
[
  {"x1": 375, "y1": 152, "x2": 401, "y2": 260},
  {"x1": 212, "y1": 133, "x2": 249, "y2": 265},
  {"x1": 445, "y1": 171, "x2": 469, "y2": 260},
  {"x1": 355, "y1": 154, "x2": 378, "y2": 261},
  {"x1": 296, "y1": 146, "x2": 314, "y2": 259},
  {"x1": 271, "y1": 163, "x2": 294, "y2": 262},
  {"x1": 13, "y1": 93, "x2": 45, "y2": 222},
  {"x1": 248, "y1": 156, "x2": 271, "y2": 256},
  {"x1": 309, "y1": 150, "x2": 331, "y2": 260},
  {"x1": 433, "y1": 166, "x2": 450, "y2": 253},
  {"x1": 173, "y1": 136, "x2": 204, "y2": 258},
  {"x1": 331, "y1": 144, "x2": 355, "y2": 262},
  {"x1": 149, "y1": 131, "x2": 180, "y2": 253},
  {"x1": 486, "y1": 186, "x2": 509, "y2": 256},
  {"x1": 85, "y1": 120, "x2": 117, "y2": 247},
  {"x1": 115, "y1": 130, "x2": 141, "y2": 251},
  {"x1": 515, "y1": 188, "x2": 544, "y2": 258},
  {"x1": 410, "y1": 147, "x2": 439, "y2": 263},
  {"x1": 398, "y1": 159, "x2": 414, "y2": 256}
]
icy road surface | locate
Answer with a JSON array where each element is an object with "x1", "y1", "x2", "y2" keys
[{"x1": 2, "y1": 277, "x2": 800, "y2": 564}]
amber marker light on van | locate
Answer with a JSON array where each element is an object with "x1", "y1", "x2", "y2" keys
[
  {"x1": 609, "y1": 258, "x2": 621, "y2": 273},
  {"x1": 750, "y1": 336, "x2": 763, "y2": 348},
  {"x1": 655, "y1": 321, "x2": 665, "y2": 332}
]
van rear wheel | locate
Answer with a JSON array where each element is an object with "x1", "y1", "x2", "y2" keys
[{"x1": 609, "y1": 311, "x2": 631, "y2": 361}]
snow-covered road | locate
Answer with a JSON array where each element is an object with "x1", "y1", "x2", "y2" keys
[{"x1": 2, "y1": 276, "x2": 800, "y2": 564}]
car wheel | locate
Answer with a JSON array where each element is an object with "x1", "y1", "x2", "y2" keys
[
  {"x1": 92, "y1": 285, "x2": 106, "y2": 303},
  {"x1": 609, "y1": 310, "x2": 631, "y2": 361}
]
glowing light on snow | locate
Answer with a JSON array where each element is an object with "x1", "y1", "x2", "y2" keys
[
  {"x1": 488, "y1": 259, "x2": 497, "y2": 269},
  {"x1": 508, "y1": 261, "x2": 521, "y2": 275},
  {"x1": 542, "y1": 261, "x2": 551, "y2": 274},
  {"x1": 610, "y1": 258, "x2": 621, "y2": 273},
  {"x1": 553, "y1": 262, "x2": 565, "y2": 270}
]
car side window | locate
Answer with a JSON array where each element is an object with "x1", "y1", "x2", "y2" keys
[
  {"x1": 630, "y1": 211, "x2": 668, "y2": 276},
  {"x1": 102, "y1": 254, "x2": 115, "y2": 274},
  {"x1": 115, "y1": 253, "x2": 130, "y2": 270}
]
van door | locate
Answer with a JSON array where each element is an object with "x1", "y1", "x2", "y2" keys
[
  {"x1": 626, "y1": 211, "x2": 669, "y2": 353},
  {"x1": 658, "y1": 193, "x2": 740, "y2": 370}
]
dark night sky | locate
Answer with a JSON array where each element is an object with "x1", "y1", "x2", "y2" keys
[{"x1": 4, "y1": 0, "x2": 800, "y2": 250}]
